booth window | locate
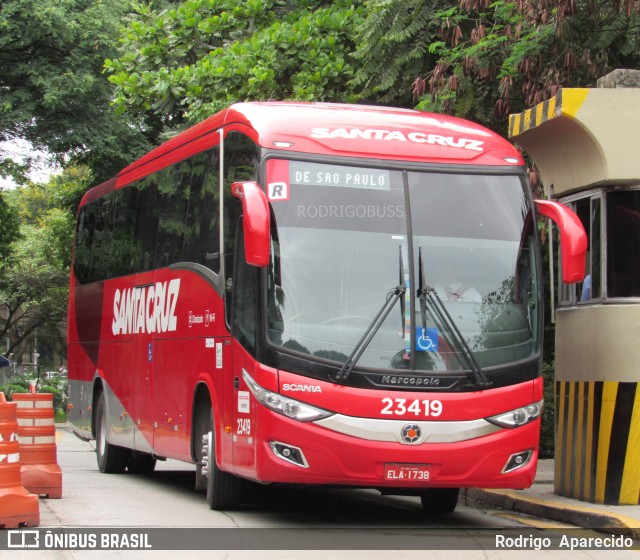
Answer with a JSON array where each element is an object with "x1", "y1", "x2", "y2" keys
[
  {"x1": 558, "y1": 192, "x2": 601, "y2": 305},
  {"x1": 607, "y1": 190, "x2": 640, "y2": 298},
  {"x1": 558, "y1": 187, "x2": 640, "y2": 304}
]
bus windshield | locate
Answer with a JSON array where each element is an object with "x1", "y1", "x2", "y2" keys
[{"x1": 266, "y1": 159, "x2": 539, "y2": 374}]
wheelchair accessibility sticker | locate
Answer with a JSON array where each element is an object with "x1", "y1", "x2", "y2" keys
[{"x1": 416, "y1": 327, "x2": 439, "y2": 352}]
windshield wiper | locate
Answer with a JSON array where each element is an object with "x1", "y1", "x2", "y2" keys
[
  {"x1": 332, "y1": 247, "x2": 406, "y2": 384},
  {"x1": 417, "y1": 247, "x2": 491, "y2": 388}
]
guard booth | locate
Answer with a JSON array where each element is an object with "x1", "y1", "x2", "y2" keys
[{"x1": 509, "y1": 70, "x2": 640, "y2": 505}]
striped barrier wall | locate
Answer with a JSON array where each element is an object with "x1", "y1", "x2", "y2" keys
[
  {"x1": 508, "y1": 88, "x2": 590, "y2": 139},
  {"x1": 555, "y1": 380, "x2": 640, "y2": 505},
  {"x1": 13, "y1": 393, "x2": 62, "y2": 499},
  {"x1": 0, "y1": 392, "x2": 40, "y2": 528}
]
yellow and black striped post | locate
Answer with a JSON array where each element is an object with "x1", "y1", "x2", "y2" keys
[{"x1": 555, "y1": 381, "x2": 640, "y2": 504}]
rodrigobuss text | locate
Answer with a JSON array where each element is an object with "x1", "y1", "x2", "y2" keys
[{"x1": 67, "y1": 102, "x2": 586, "y2": 512}]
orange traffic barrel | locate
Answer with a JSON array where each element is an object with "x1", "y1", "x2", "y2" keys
[
  {"x1": 0, "y1": 392, "x2": 40, "y2": 528},
  {"x1": 13, "y1": 393, "x2": 62, "y2": 499}
]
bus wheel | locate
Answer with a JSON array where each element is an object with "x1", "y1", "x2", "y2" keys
[
  {"x1": 128, "y1": 451, "x2": 156, "y2": 475},
  {"x1": 193, "y1": 398, "x2": 211, "y2": 491},
  {"x1": 95, "y1": 392, "x2": 130, "y2": 473},
  {"x1": 203, "y1": 428, "x2": 244, "y2": 510},
  {"x1": 420, "y1": 488, "x2": 460, "y2": 514}
]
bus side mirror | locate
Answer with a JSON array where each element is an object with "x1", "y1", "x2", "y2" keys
[
  {"x1": 534, "y1": 199, "x2": 587, "y2": 284},
  {"x1": 231, "y1": 181, "x2": 271, "y2": 267}
]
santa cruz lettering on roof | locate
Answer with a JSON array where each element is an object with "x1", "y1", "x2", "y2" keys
[{"x1": 310, "y1": 128, "x2": 484, "y2": 152}]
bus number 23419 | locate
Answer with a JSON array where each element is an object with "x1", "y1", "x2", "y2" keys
[{"x1": 380, "y1": 398, "x2": 443, "y2": 417}]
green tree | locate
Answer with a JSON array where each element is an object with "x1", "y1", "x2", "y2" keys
[
  {"x1": 0, "y1": 190, "x2": 20, "y2": 269},
  {"x1": 105, "y1": 0, "x2": 364, "y2": 129},
  {"x1": 0, "y1": 231, "x2": 69, "y2": 361},
  {"x1": 0, "y1": 0, "x2": 153, "y2": 182},
  {"x1": 412, "y1": 0, "x2": 640, "y2": 132},
  {"x1": 351, "y1": 0, "x2": 451, "y2": 106},
  {"x1": 0, "y1": 158, "x2": 29, "y2": 186},
  {"x1": 1, "y1": 167, "x2": 90, "y2": 363},
  {"x1": 351, "y1": 1, "x2": 640, "y2": 133}
]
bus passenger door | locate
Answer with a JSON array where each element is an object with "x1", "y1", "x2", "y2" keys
[
  {"x1": 229, "y1": 221, "x2": 259, "y2": 475},
  {"x1": 131, "y1": 282, "x2": 155, "y2": 455},
  {"x1": 224, "y1": 133, "x2": 263, "y2": 475},
  {"x1": 231, "y1": 343, "x2": 257, "y2": 475}
]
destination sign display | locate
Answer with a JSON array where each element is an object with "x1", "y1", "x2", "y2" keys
[{"x1": 289, "y1": 161, "x2": 390, "y2": 191}]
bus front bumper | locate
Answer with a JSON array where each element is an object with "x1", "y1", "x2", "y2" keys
[{"x1": 242, "y1": 408, "x2": 540, "y2": 490}]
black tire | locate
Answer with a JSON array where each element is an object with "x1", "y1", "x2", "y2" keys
[
  {"x1": 205, "y1": 414, "x2": 245, "y2": 510},
  {"x1": 95, "y1": 392, "x2": 131, "y2": 473},
  {"x1": 193, "y1": 398, "x2": 211, "y2": 492},
  {"x1": 195, "y1": 458, "x2": 207, "y2": 492},
  {"x1": 420, "y1": 488, "x2": 460, "y2": 514},
  {"x1": 128, "y1": 451, "x2": 156, "y2": 474}
]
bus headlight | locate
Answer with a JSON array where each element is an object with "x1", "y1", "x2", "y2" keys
[
  {"x1": 242, "y1": 370, "x2": 333, "y2": 422},
  {"x1": 486, "y1": 400, "x2": 543, "y2": 428}
]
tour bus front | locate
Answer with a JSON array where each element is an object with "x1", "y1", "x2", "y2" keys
[{"x1": 231, "y1": 157, "x2": 545, "y2": 501}]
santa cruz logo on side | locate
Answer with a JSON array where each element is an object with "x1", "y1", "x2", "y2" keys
[{"x1": 112, "y1": 279, "x2": 180, "y2": 336}]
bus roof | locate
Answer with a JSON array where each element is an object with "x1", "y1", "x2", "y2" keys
[{"x1": 99, "y1": 102, "x2": 523, "y2": 202}]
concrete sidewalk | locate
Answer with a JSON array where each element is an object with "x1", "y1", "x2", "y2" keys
[{"x1": 463, "y1": 459, "x2": 640, "y2": 537}]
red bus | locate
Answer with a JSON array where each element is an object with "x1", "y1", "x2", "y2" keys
[{"x1": 67, "y1": 102, "x2": 586, "y2": 513}]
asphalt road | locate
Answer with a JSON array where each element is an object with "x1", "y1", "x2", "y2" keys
[{"x1": 6, "y1": 426, "x2": 638, "y2": 560}]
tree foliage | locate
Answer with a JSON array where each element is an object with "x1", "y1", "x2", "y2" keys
[
  {"x1": 0, "y1": 234, "x2": 69, "y2": 360},
  {"x1": 63, "y1": 0, "x2": 640, "y2": 141},
  {"x1": 0, "y1": 0, "x2": 153, "y2": 182},
  {"x1": 4, "y1": 0, "x2": 640, "y2": 178},
  {"x1": 410, "y1": 0, "x2": 640, "y2": 132},
  {"x1": 351, "y1": 0, "x2": 451, "y2": 106},
  {"x1": 1, "y1": 167, "x2": 90, "y2": 363},
  {"x1": 0, "y1": 191, "x2": 20, "y2": 269},
  {"x1": 105, "y1": 0, "x2": 364, "y2": 129}
]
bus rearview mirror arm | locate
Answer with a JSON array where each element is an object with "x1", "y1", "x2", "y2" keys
[
  {"x1": 231, "y1": 181, "x2": 271, "y2": 267},
  {"x1": 534, "y1": 199, "x2": 587, "y2": 284}
]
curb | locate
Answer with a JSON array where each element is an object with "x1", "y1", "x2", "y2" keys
[{"x1": 462, "y1": 488, "x2": 640, "y2": 538}]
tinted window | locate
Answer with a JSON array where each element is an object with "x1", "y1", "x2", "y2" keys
[
  {"x1": 182, "y1": 150, "x2": 220, "y2": 269},
  {"x1": 266, "y1": 161, "x2": 538, "y2": 372},
  {"x1": 73, "y1": 147, "x2": 223, "y2": 284},
  {"x1": 74, "y1": 202, "x2": 97, "y2": 284},
  {"x1": 75, "y1": 197, "x2": 113, "y2": 284},
  {"x1": 607, "y1": 190, "x2": 640, "y2": 297},
  {"x1": 223, "y1": 132, "x2": 260, "y2": 324},
  {"x1": 232, "y1": 221, "x2": 258, "y2": 351},
  {"x1": 134, "y1": 179, "x2": 159, "y2": 273},
  {"x1": 154, "y1": 164, "x2": 189, "y2": 269},
  {"x1": 110, "y1": 187, "x2": 140, "y2": 277}
]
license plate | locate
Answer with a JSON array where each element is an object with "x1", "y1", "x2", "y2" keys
[{"x1": 384, "y1": 463, "x2": 431, "y2": 481}]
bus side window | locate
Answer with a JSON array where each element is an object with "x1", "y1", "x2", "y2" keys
[
  {"x1": 181, "y1": 148, "x2": 221, "y2": 271},
  {"x1": 111, "y1": 187, "x2": 140, "y2": 278},
  {"x1": 134, "y1": 177, "x2": 159, "y2": 274},
  {"x1": 231, "y1": 218, "x2": 257, "y2": 352},
  {"x1": 94, "y1": 198, "x2": 115, "y2": 281},
  {"x1": 154, "y1": 165, "x2": 188, "y2": 269},
  {"x1": 223, "y1": 131, "x2": 259, "y2": 328},
  {"x1": 74, "y1": 205, "x2": 96, "y2": 284},
  {"x1": 224, "y1": 196, "x2": 242, "y2": 325}
]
